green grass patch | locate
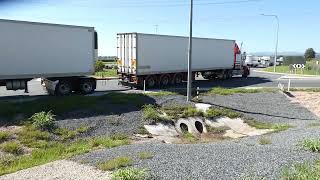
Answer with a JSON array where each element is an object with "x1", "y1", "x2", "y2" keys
[
  {"x1": 112, "y1": 167, "x2": 149, "y2": 180},
  {"x1": 205, "y1": 108, "x2": 241, "y2": 119},
  {"x1": 98, "y1": 156, "x2": 133, "y2": 171},
  {"x1": 265, "y1": 65, "x2": 320, "y2": 76},
  {"x1": 95, "y1": 69, "x2": 117, "y2": 77},
  {"x1": 0, "y1": 131, "x2": 11, "y2": 142},
  {"x1": 1, "y1": 142, "x2": 23, "y2": 155},
  {"x1": 303, "y1": 139, "x2": 320, "y2": 152},
  {"x1": 136, "y1": 126, "x2": 150, "y2": 135},
  {"x1": 0, "y1": 135, "x2": 129, "y2": 176},
  {"x1": 146, "y1": 91, "x2": 178, "y2": 97},
  {"x1": 290, "y1": 88, "x2": 320, "y2": 92},
  {"x1": 138, "y1": 152, "x2": 154, "y2": 160},
  {"x1": 244, "y1": 119, "x2": 291, "y2": 133},
  {"x1": 0, "y1": 93, "x2": 149, "y2": 121},
  {"x1": 281, "y1": 160, "x2": 320, "y2": 180},
  {"x1": 17, "y1": 125, "x2": 51, "y2": 148},
  {"x1": 207, "y1": 87, "x2": 277, "y2": 96},
  {"x1": 259, "y1": 136, "x2": 272, "y2": 145},
  {"x1": 182, "y1": 132, "x2": 198, "y2": 143}
]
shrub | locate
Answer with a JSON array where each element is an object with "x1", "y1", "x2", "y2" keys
[
  {"x1": 1, "y1": 142, "x2": 23, "y2": 155},
  {"x1": 112, "y1": 167, "x2": 149, "y2": 180},
  {"x1": 98, "y1": 156, "x2": 133, "y2": 171},
  {"x1": 138, "y1": 152, "x2": 154, "y2": 160},
  {"x1": 30, "y1": 111, "x2": 55, "y2": 131},
  {"x1": 95, "y1": 60, "x2": 105, "y2": 72}
]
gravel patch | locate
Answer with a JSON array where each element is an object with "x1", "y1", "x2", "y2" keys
[
  {"x1": 0, "y1": 160, "x2": 111, "y2": 180},
  {"x1": 71, "y1": 92, "x2": 320, "y2": 179},
  {"x1": 202, "y1": 92, "x2": 318, "y2": 126},
  {"x1": 73, "y1": 126, "x2": 320, "y2": 179}
]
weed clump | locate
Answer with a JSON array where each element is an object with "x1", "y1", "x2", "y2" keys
[
  {"x1": 99, "y1": 156, "x2": 133, "y2": 171},
  {"x1": 30, "y1": 111, "x2": 55, "y2": 131},
  {"x1": 112, "y1": 167, "x2": 149, "y2": 180}
]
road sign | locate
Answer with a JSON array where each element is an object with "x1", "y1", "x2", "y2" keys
[{"x1": 292, "y1": 64, "x2": 305, "y2": 69}]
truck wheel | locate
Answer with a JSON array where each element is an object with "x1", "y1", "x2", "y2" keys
[
  {"x1": 174, "y1": 74, "x2": 183, "y2": 84},
  {"x1": 146, "y1": 76, "x2": 156, "y2": 88},
  {"x1": 160, "y1": 75, "x2": 170, "y2": 86},
  {"x1": 80, "y1": 80, "x2": 94, "y2": 94},
  {"x1": 56, "y1": 81, "x2": 72, "y2": 96}
]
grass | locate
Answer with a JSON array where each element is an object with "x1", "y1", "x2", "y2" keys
[
  {"x1": 182, "y1": 132, "x2": 198, "y2": 143},
  {"x1": 95, "y1": 69, "x2": 117, "y2": 77},
  {"x1": 290, "y1": 88, "x2": 320, "y2": 92},
  {"x1": 259, "y1": 136, "x2": 272, "y2": 145},
  {"x1": 136, "y1": 126, "x2": 149, "y2": 135},
  {"x1": 244, "y1": 119, "x2": 292, "y2": 132},
  {"x1": 0, "y1": 127, "x2": 130, "y2": 176},
  {"x1": 265, "y1": 65, "x2": 320, "y2": 76},
  {"x1": 142, "y1": 104, "x2": 163, "y2": 123},
  {"x1": 0, "y1": 142, "x2": 23, "y2": 155},
  {"x1": 138, "y1": 152, "x2": 154, "y2": 160},
  {"x1": 205, "y1": 108, "x2": 241, "y2": 119},
  {"x1": 111, "y1": 167, "x2": 149, "y2": 180},
  {"x1": 0, "y1": 93, "x2": 148, "y2": 121},
  {"x1": 75, "y1": 125, "x2": 91, "y2": 134},
  {"x1": 206, "y1": 87, "x2": 277, "y2": 96},
  {"x1": 98, "y1": 156, "x2": 133, "y2": 171},
  {"x1": 146, "y1": 91, "x2": 178, "y2": 97},
  {"x1": 281, "y1": 160, "x2": 320, "y2": 180},
  {"x1": 303, "y1": 139, "x2": 320, "y2": 152},
  {"x1": 0, "y1": 131, "x2": 11, "y2": 142}
]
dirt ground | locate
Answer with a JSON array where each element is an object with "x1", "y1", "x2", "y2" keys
[{"x1": 289, "y1": 92, "x2": 320, "y2": 118}]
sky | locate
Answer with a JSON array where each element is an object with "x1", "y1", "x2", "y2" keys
[{"x1": 0, "y1": 0, "x2": 319, "y2": 56}]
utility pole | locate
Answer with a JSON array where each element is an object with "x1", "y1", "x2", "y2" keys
[
  {"x1": 154, "y1": 24, "x2": 158, "y2": 34},
  {"x1": 187, "y1": 0, "x2": 193, "y2": 102},
  {"x1": 261, "y1": 14, "x2": 279, "y2": 73}
]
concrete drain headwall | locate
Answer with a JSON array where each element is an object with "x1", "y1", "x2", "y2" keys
[{"x1": 175, "y1": 118, "x2": 207, "y2": 135}]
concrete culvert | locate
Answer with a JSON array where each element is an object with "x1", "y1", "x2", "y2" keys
[
  {"x1": 195, "y1": 121, "x2": 204, "y2": 133},
  {"x1": 180, "y1": 123, "x2": 189, "y2": 134}
]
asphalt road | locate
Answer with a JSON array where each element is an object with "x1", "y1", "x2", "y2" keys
[{"x1": 1, "y1": 68, "x2": 320, "y2": 98}]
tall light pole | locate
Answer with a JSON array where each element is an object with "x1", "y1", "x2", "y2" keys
[
  {"x1": 261, "y1": 14, "x2": 279, "y2": 73},
  {"x1": 187, "y1": 0, "x2": 193, "y2": 102}
]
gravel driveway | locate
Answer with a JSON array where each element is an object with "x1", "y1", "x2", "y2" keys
[{"x1": 72, "y1": 92, "x2": 320, "y2": 179}]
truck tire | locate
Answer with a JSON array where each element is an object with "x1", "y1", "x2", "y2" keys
[
  {"x1": 160, "y1": 75, "x2": 170, "y2": 86},
  {"x1": 146, "y1": 76, "x2": 156, "y2": 88},
  {"x1": 173, "y1": 74, "x2": 183, "y2": 84},
  {"x1": 80, "y1": 80, "x2": 95, "y2": 94},
  {"x1": 56, "y1": 81, "x2": 72, "y2": 96}
]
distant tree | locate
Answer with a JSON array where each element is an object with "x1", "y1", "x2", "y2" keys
[
  {"x1": 95, "y1": 60, "x2": 105, "y2": 72},
  {"x1": 305, "y1": 48, "x2": 316, "y2": 61}
]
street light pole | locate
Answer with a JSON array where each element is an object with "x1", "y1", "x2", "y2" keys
[
  {"x1": 261, "y1": 14, "x2": 279, "y2": 73},
  {"x1": 187, "y1": 0, "x2": 193, "y2": 102}
]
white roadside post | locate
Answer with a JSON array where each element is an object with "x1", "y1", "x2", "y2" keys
[{"x1": 187, "y1": 0, "x2": 193, "y2": 102}]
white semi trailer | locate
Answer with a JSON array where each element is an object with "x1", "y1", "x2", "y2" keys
[
  {"x1": 0, "y1": 19, "x2": 98, "y2": 95},
  {"x1": 117, "y1": 33, "x2": 249, "y2": 88}
]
